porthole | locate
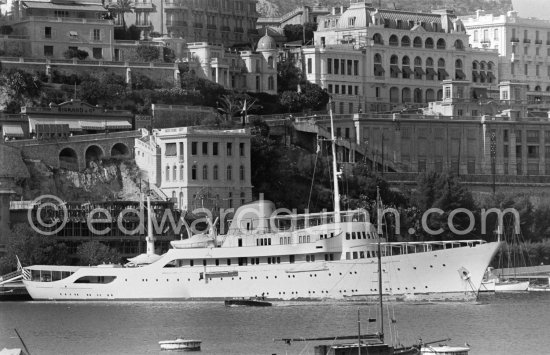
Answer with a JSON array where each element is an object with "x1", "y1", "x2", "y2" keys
[{"x1": 442, "y1": 264, "x2": 446, "y2": 267}]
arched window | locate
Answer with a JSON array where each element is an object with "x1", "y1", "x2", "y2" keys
[
  {"x1": 535, "y1": 85, "x2": 542, "y2": 91},
  {"x1": 436, "y1": 38, "x2": 446, "y2": 49},
  {"x1": 374, "y1": 53, "x2": 382, "y2": 63},
  {"x1": 240, "y1": 192, "x2": 245, "y2": 205},
  {"x1": 413, "y1": 36, "x2": 422, "y2": 48},
  {"x1": 390, "y1": 55, "x2": 398, "y2": 65},
  {"x1": 202, "y1": 165, "x2": 208, "y2": 179},
  {"x1": 389, "y1": 34, "x2": 399, "y2": 46},
  {"x1": 488, "y1": 62, "x2": 494, "y2": 71},
  {"x1": 173, "y1": 165, "x2": 177, "y2": 180},
  {"x1": 438, "y1": 58, "x2": 445, "y2": 67},
  {"x1": 480, "y1": 61, "x2": 486, "y2": 70},
  {"x1": 268, "y1": 76, "x2": 274, "y2": 90},
  {"x1": 239, "y1": 165, "x2": 245, "y2": 181},
  {"x1": 426, "y1": 89, "x2": 435, "y2": 102},
  {"x1": 472, "y1": 61, "x2": 479, "y2": 70},
  {"x1": 426, "y1": 57, "x2": 434, "y2": 67},
  {"x1": 402, "y1": 88, "x2": 411, "y2": 103},
  {"x1": 267, "y1": 56, "x2": 273, "y2": 69},
  {"x1": 425, "y1": 37, "x2": 434, "y2": 49},
  {"x1": 180, "y1": 165, "x2": 184, "y2": 180},
  {"x1": 191, "y1": 165, "x2": 197, "y2": 180},
  {"x1": 454, "y1": 39, "x2": 464, "y2": 50},
  {"x1": 414, "y1": 56, "x2": 422, "y2": 66},
  {"x1": 414, "y1": 88, "x2": 422, "y2": 103},
  {"x1": 401, "y1": 36, "x2": 410, "y2": 47},
  {"x1": 213, "y1": 165, "x2": 219, "y2": 180},
  {"x1": 166, "y1": 166, "x2": 170, "y2": 181},
  {"x1": 455, "y1": 59, "x2": 463, "y2": 69},
  {"x1": 226, "y1": 165, "x2": 232, "y2": 180},
  {"x1": 373, "y1": 33, "x2": 383, "y2": 44},
  {"x1": 402, "y1": 56, "x2": 411, "y2": 79}
]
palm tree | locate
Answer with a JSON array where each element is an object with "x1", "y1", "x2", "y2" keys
[{"x1": 108, "y1": 0, "x2": 133, "y2": 28}]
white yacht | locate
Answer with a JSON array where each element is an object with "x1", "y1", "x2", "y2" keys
[{"x1": 21, "y1": 108, "x2": 501, "y2": 302}]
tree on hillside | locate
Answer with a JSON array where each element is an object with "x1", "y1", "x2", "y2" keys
[
  {"x1": 76, "y1": 241, "x2": 121, "y2": 266},
  {"x1": 136, "y1": 45, "x2": 160, "y2": 62},
  {"x1": 277, "y1": 59, "x2": 302, "y2": 92},
  {"x1": 0, "y1": 69, "x2": 42, "y2": 112},
  {"x1": 108, "y1": 0, "x2": 134, "y2": 29},
  {"x1": 63, "y1": 48, "x2": 89, "y2": 60},
  {"x1": 283, "y1": 22, "x2": 317, "y2": 43},
  {"x1": 0, "y1": 224, "x2": 70, "y2": 274}
]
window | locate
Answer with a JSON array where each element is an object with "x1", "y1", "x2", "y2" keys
[
  {"x1": 191, "y1": 165, "x2": 197, "y2": 180},
  {"x1": 327, "y1": 58, "x2": 332, "y2": 74},
  {"x1": 307, "y1": 58, "x2": 312, "y2": 74},
  {"x1": 239, "y1": 165, "x2": 245, "y2": 180},
  {"x1": 213, "y1": 142, "x2": 218, "y2": 155},
  {"x1": 173, "y1": 166, "x2": 176, "y2": 180},
  {"x1": 226, "y1": 165, "x2": 232, "y2": 180},
  {"x1": 202, "y1": 165, "x2": 208, "y2": 179},
  {"x1": 525, "y1": 64, "x2": 529, "y2": 75},
  {"x1": 213, "y1": 165, "x2": 218, "y2": 180},
  {"x1": 239, "y1": 142, "x2": 245, "y2": 156},
  {"x1": 328, "y1": 84, "x2": 333, "y2": 93},
  {"x1": 92, "y1": 48, "x2": 102, "y2": 59},
  {"x1": 166, "y1": 166, "x2": 170, "y2": 181},
  {"x1": 165, "y1": 143, "x2": 177, "y2": 156},
  {"x1": 227, "y1": 142, "x2": 232, "y2": 156},
  {"x1": 191, "y1": 142, "x2": 197, "y2": 155},
  {"x1": 45, "y1": 27, "x2": 52, "y2": 39},
  {"x1": 44, "y1": 45, "x2": 53, "y2": 57},
  {"x1": 347, "y1": 60, "x2": 352, "y2": 75},
  {"x1": 202, "y1": 142, "x2": 208, "y2": 155},
  {"x1": 494, "y1": 29, "x2": 498, "y2": 40},
  {"x1": 93, "y1": 29, "x2": 100, "y2": 41},
  {"x1": 354, "y1": 60, "x2": 359, "y2": 75}
]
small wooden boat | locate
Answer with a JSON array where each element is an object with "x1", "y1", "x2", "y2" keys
[
  {"x1": 159, "y1": 339, "x2": 201, "y2": 351},
  {"x1": 421, "y1": 345, "x2": 470, "y2": 354},
  {"x1": 224, "y1": 298, "x2": 272, "y2": 307}
]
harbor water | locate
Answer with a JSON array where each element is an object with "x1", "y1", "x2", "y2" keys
[{"x1": 1, "y1": 292, "x2": 548, "y2": 354}]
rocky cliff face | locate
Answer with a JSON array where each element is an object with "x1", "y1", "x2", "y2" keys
[{"x1": 20, "y1": 159, "x2": 148, "y2": 202}]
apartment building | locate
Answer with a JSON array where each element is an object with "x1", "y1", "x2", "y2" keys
[
  {"x1": 462, "y1": 10, "x2": 550, "y2": 107},
  {"x1": 8, "y1": 0, "x2": 115, "y2": 60},
  {"x1": 301, "y1": 0, "x2": 499, "y2": 113},
  {"x1": 106, "y1": 0, "x2": 259, "y2": 46},
  {"x1": 135, "y1": 127, "x2": 252, "y2": 211}
]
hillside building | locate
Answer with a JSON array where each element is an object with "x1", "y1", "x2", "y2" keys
[
  {"x1": 135, "y1": 127, "x2": 252, "y2": 212},
  {"x1": 462, "y1": 10, "x2": 550, "y2": 108},
  {"x1": 299, "y1": 0, "x2": 499, "y2": 113}
]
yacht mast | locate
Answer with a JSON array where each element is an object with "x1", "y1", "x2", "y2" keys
[
  {"x1": 146, "y1": 196, "x2": 155, "y2": 255},
  {"x1": 376, "y1": 186, "x2": 384, "y2": 342},
  {"x1": 328, "y1": 99, "x2": 341, "y2": 223}
]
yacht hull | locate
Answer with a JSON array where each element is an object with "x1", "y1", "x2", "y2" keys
[{"x1": 23, "y1": 241, "x2": 500, "y2": 301}]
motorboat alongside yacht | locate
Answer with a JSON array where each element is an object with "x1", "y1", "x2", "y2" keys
[
  {"x1": 224, "y1": 298, "x2": 272, "y2": 307},
  {"x1": 158, "y1": 339, "x2": 201, "y2": 351}
]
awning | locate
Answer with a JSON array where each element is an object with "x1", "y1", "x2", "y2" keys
[
  {"x1": 69, "y1": 31, "x2": 78, "y2": 37},
  {"x1": 390, "y1": 65, "x2": 402, "y2": 74},
  {"x1": 487, "y1": 72, "x2": 496, "y2": 80},
  {"x1": 472, "y1": 71, "x2": 480, "y2": 79},
  {"x1": 374, "y1": 64, "x2": 385, "y2": 75},
  {"x1": 479, "y1": 71, "x2": 487, "y2": 81},
  {"x1": 438, "y1": 68, "x2": 449, "y2": 79},
  {"x1": 2, "y1": 124, "x2": 24, "y2": 138},
  {"x1": 426, "y1": 67, "x2": 436, "y2": 76},
  {"x1": 455, "y1": 69, "x2": 466, "y2": 80},
  {"x1": 105, "y1": 120, "x2": 132, "y2": 129},
  {"x1": 414, "y1": 67, "x2": 425, "y2": 75},
  {"x1": 81, "y1": 121, "x2": 104, "y2": 130},
  {"x1": 402, "y1": 66, "x2": 412, "y2": 75}
]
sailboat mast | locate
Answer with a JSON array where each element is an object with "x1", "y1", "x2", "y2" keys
[
  {"x1": 329, "y1": 99, "x2": 341, "y2": 223},
  {"x1": 146, "y1": 195, "x2": 155, "y2": 255},
  {"x1": 376, "y1": 187, "x2": 384, "y2": 342},
  {"x1": 357, "y1": 309, "x2": 361, "y2": 355}
]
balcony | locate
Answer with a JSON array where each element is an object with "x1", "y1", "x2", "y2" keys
[
  {"x1": 134, "y1": 3, "x2": 154, "y2": 9},
  {"x1": 234, "y1": 27, "x2": 243, "y2": 33},
  {"x1": 166, "y1": 20, "x2": 187, "y2": 27},
  {"x1": 510, "y1": 37, "x2": 519, "y2": 43},
  {"x1": 193, "y1": 22, "x2": 203, "y2": 28},
  {"x1": 221, "y1": 25, "x2": 230, "y2": 32},
  {"x1": 135, "y1": 21, "x2": 152, "y2": 28},
  {"x1": 535, "y1": 39, "x2": 543, "y2": 44},
  {"x1": 523, "y1": 38, "x2": 531, "y2": 44},
  {"x1": 206, "y1": 24, "x2": 216, "y2": 30}
]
